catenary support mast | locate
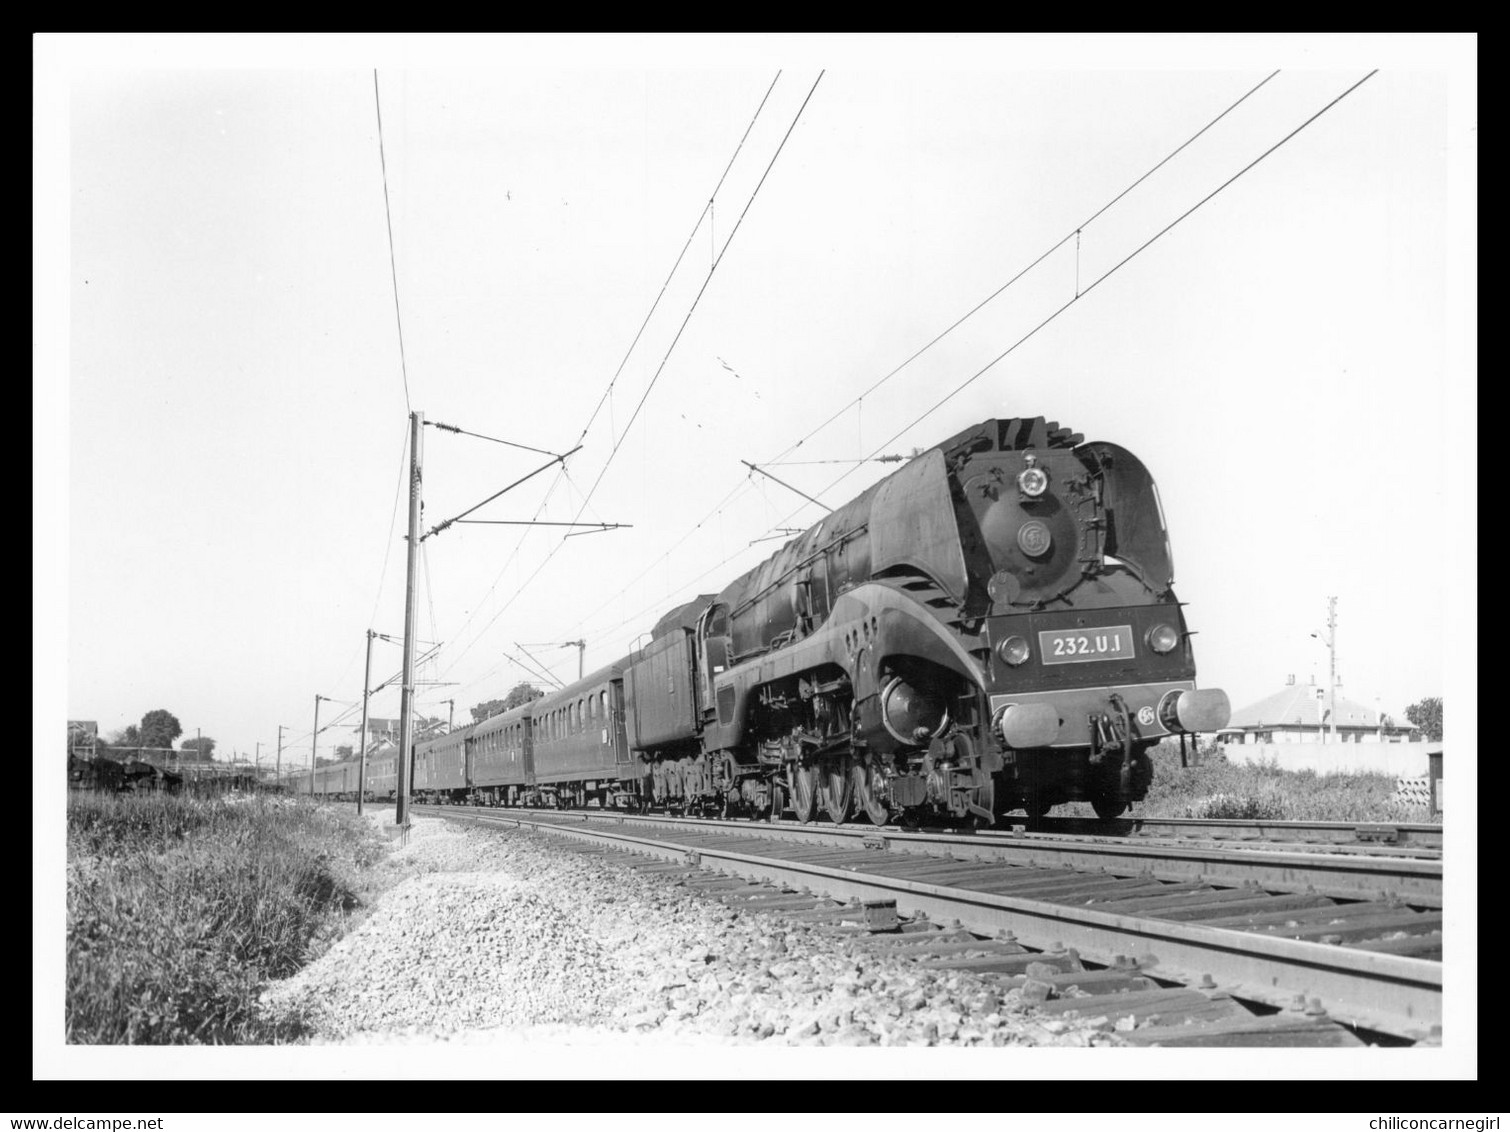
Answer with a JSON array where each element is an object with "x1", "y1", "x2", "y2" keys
[
  {"x1": 356, "y1": 628, "x2": 375, "y2": 816},
  {"x1": 396, "y1": 410, "x2": 424, "y2": 828}
]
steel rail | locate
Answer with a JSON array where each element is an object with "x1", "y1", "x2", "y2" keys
[
  {"x1": 425, "y1": 807, "x2": 1441, "y2": 1041},
  {"x1": 418, "y1": 805, "x2": 1441, "y2": 906},
  {"x1": 1018, "y1": 815, "x2": 1442, "y2": 851}
]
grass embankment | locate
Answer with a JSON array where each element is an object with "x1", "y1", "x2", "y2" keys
[
  {"x1": 1108, "y1": 743, "x2": 1433, "y2": 823},
  {"x1": 66, "y1": 791, "x2": 388, "y2": 1044}
]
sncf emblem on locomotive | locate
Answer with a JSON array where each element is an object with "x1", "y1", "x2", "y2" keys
[{"x1": 1016, "y1": 519, "x2": 1053, "y2": 558}]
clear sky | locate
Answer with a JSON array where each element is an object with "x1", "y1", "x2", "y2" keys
[{"x1": 41, "y1": 35, "x2": 1476, "y2": 768}]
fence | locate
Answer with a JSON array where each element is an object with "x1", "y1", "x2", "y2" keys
[{"x1": 1222, "y1": 740, "x2": 1438, "y2": 777}]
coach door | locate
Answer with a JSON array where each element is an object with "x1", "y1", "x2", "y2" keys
[{"x1": 607, "y1": 683, "x2": 631, "y2": 766}]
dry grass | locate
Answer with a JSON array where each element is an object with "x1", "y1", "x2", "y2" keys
[
  {"x1": 66, "y1": 790, "x2": 388, "y2": 1044},
  {"x1": 1112, "y1": 742, "x2": 1434, "y2": 823}
]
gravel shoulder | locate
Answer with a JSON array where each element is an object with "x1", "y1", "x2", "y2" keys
[{"x1": 261, "y1": 812, "x2": 1111, "y2": 1046}]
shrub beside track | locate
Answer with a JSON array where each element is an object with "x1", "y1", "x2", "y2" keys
[{"x1": 66, "y1": 792, "x2": 387, "y2": 1044}]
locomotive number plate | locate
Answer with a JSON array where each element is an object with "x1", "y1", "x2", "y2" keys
[{"x1": 1038, "y1": 625, "x2": 1135, "y2": 665}]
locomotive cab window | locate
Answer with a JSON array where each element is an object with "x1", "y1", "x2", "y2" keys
[{"x1": 703, "y1": 604, "x2": 731, "y2": 675}]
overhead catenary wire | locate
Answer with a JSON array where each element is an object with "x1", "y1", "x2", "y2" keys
[
  {"x1": 563, "y1": 70, "x2": 1367, "y2": 655},
  {"x1": 757, "y1": 69, "x2": 1282, "y2": 470},
  {"x1": 373, "y1": 70, "x2": 412, "y2": 416},
  {"x1": 767, "y1": 69, "x2": 1381, "y2": 535},
  {"x1": 514, "y1": 642, "x2": 568, "y2": 689},
  {"x1": 420, "y1": 540, "x2": 440, "y2": 663},
  {"x1": 503, "y1": 646, "x2": 565, "y2": 690},
  {"x1": 441, "y1": 73, "x2": 824, "y2": 693},
  {"x1": 567, "y1": 71, "x2": 825, "y2": 526},
  {"x1": 326, "y1": 418, "x2": 412, "y2": 698},
  {"x1": 434, "y1": 464, "x2": 571, "y2": 677},
  {"x1": 573, "y1": 71, "x2": 784, "y2": 450},
  {"x1": 549, "y1": 70, "x2": 1287, "y2": 648},
  {"x1": 432, "y1": 75, "x2": 789, "y2": 689}
]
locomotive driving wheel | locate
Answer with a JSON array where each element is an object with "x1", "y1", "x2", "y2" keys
[
  {"x1": 823, "y1": 756, "x2": 854, "y2": 825},
  {"x1": 768, "y1": 778, "x2": 785, "y2": 822},
  {"x1": 851, "y1": 758, "x2": 890, "y2": 826},
  {"x1": 791, "y1": 763, "x2": 819, "y2": 824}
]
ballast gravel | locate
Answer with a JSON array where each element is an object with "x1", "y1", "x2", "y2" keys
[{"x1": 261, "y1": 814, "x2": 1112, "y2": 1046}]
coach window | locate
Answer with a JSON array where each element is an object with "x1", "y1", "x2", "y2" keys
[{"x1": 600, "y1": 690, "x2": 608, "y2": 720}]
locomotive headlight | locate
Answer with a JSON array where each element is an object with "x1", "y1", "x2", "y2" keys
[
  {"x1": 1147, "y1": 623, "x2": 1181, "y2": 654},
  {"x1": 1017, "y1": 465, "x2": 1049, "y2": 497},
  {"x1": 997, "y1": 635, "x2": 1031, "y2": 666}
]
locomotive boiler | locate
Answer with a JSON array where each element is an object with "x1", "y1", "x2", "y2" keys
[{"x1": 623, "y1": 415, "x2": 1229, "y2": 823}]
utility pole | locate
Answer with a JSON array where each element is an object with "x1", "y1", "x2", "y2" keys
[
  {"x1": 255, "y1": 741, "x2": 261, "y2": 785},
  {"x1": 446, "y1": 699, "x2": 455, "y2": 734},
  {"x1": 564, "y1": 639, "x2": 586, "y2": 681},
  {"x1": 356, "y1": 629, "x2": 375, "y2": 816},
  {"x1": 1326, "y1": 596, "x2": 1338, "y2": 745},
  {"x1": 396, "y1": 409, "x2": 424, "y2": 829},
  {"x1": 1310, "y1": 597, "x2": 1338, "y2": 745},
  {"x1": 276, "y1": 724, "x2": 285, "y2": 784},
  {"x1": 311, "y1": 694, "x2": 329, "y2": 794}
]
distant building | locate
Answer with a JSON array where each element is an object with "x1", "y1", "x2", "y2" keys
[
  {"x1": 1221, "y1": 675, "x2": 1419, "y2": 745},
  {"x1": 67, "y1": 720, "x2": 98, "y2": 759},
  {"x1": 353, "y1": 718, "x2": 400, "y2": 749}
]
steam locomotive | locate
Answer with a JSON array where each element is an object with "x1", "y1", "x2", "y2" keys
[{"x1": 297, "y1": 416, "x2": 1229, "y2": 824}]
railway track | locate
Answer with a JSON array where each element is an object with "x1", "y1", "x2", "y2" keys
[
  {"x1": 416, "y1": 805, "x2": 1442, "y2": 906},
  {"x1": 414, "y1": 804, "x2": 1442, "y2": 1044},
  {"x1": 1017, "y1": 815, "x2": 1442, "y2": 851}
]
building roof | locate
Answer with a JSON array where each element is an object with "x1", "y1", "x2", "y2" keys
[
  {"x1": 1228, "y1": 681, "x2": 1417, "y2": 731},
  {"x1": 353, "y1": 718, "x2": 401, "y2": 734}
]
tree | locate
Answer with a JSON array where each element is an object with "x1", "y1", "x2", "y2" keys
[
  {"x1": 179, "y1": 736, "x2": 217, "y2": 761},
  {"x1": 334, "y1": 744, "x2": 353, "y2": 760},
  {"x1": 414, "y1": 716, "x2": 448, "y2": 741},
  {"x1": 1404, "y1": 697, "x2": 1443, "y2": 742},
  {"x1": 471, "y1": 682, "x2": 544, "y2": 723},
  {"x1": 109, "y1": 724, "x2": 141, "y2": 748},
  {"x1": 139, "y1": 709, "x2": 183, "y2": 751}
]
